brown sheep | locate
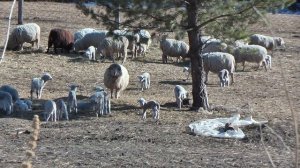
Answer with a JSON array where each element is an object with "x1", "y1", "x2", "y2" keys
[{"x1": 46, "y1": 28, "x2": 74, "y2": 54}]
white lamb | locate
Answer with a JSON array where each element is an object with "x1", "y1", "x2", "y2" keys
[
  {"x1": 67, "y1": 84, "x2": 79, "y2": 114},
  {"x1": 218, "y1": 69, "x2": 230, "y2": 87},
  {"x1": 90, "y1": 86, "x2": 111, "y2": 117},
  {"x1": 137, "y1": 72, "x2": 150, "y2": 91},
  {"x1": 137, "y1": 98, "x2": 160, "y2": 121},
  {"x1": 30, "y1": 73, "x2": 52, "y2": 100},
  {"x1": 56, "y1": 99, "x2": 68, "y2": 121},
  {"x1": 174, "y1": 85, "x2": 188, "y2": 109},
  {"x1": 160, "y1": 35, "x2": 189, "y2": 63},
  {"x1": 83, "y1": 46, "x2": 96, "y2": 61},
  {"x1": 44, "y1": 100, "x2": 57, "y2": 122},
  {"x1": 264, "y1": 55, "x2": 272, "y2": 70}
]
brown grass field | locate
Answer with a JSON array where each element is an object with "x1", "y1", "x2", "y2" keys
[{"x1": 0, "y1": 2, "x2": 299, "y2": 167}]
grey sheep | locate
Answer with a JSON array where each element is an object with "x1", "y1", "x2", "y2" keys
[
  {"x1": 83, "y1": 46, "x2": 96, "y2": 61},
  {"x1": 0, "y1": 85, "x2": 20, "y2": 102},
  {"x1": 249, "y1": 34, "x2": 285, "y2": 51},
  {"x1": 160, "y1": 35, "x2": 189, "y2": 63},
  {"x1": 74, "y1": 28, "x2": 96, "y2": 42},
  {"x1": 30, "y1": 73, "x2": 53, "y2": 100},
  {"x1": 7, "y1": 23, "x2": 40, "y2": 51},
  {"x1": 0, "y1": 91, "x2": 13, "y2": 115},
  {"x1": 137, "y1": 98, "x2": 160, "y2": 121},
  {"x1": 202, "y1": 52, "x2": 235, "y2": 84},
  {"x1": 90, "y1": 86, "x2": 111, "y2": 117},
  {"x1": 67, "y1": 84, "x2": 79, "y2": 114},
  {"x1": 174, "y1": 85, "x2": 188, "y2": 109},
  {"x1": 104, "y1": 63, "x2": 129, "y2": 99},
  {"x1": 56, "y1": 99, "x2": 68, "y2": 121},
  {"x1": 14, "y1": 99, "x2": 32, "y2": 113},
  {"x1": 44, "y1": 100, "x2": 57, "y2": 122},
  {"x1": 218, "y1": 69, "x2": 230, "y2": 87},
  {"x1": 74, "y1": 30, "x2": 108, "y2": 52},
  {"x1": 137, "y1": 72, "x2": 150, "y2": 91}
]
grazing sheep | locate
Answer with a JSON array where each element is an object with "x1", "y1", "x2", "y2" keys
[
  {"x1": 174, "y1": 85, "x2": 188, "y2": 109},
  {"x1": 232, "y1": 44, "x2": 268, "y2": 71},
  {"x1": 218, "y1": 69, "x2": 230, "y2": 87},
  {"x1": 202, "y1": 38, "x2": 227, "y2": 54},
  {"x1": 104, "y1": 63, "x2": 129, "y2": 99},
  {"x1": 264, "y1": 55, "x2": 272, "y2": 70},
  {"x1": 47, "y1": 28, "x2": 74, "y2": 54},
  {"x1": 7, "y1": 23, "x2": 40, "y2": 51},
  {"x1": 14, "y1": 99, "x2": 32, "y2": 113},
  {"x1": 30, "y1": 73, "x2": 53, "y2": 100},
  {"x1": 138, "y1": 29, "x2": 152, "y2": 51},
  {"x1": 67, "y1": 84, "x2": 79, "y2": 114},
  {"x1": 56, "y1": 99, "x2": 69, "y2": 121},
  {"x1": 114, "y1": 29, "x2": 140, "y2": 58},
  {"x1": 249, "y1": 34, "x2": 285, "y2": 51},
  {"x1": 99, "y1": 35, "x2": 129, "y2": 64},
  {"x1": 137, "y1": 72, "x2": 150, "y2": 91},
  {"x1": 137, "y1": 98, "x2": 160, "y2": 121},
  {"x1": 83, "y1": 46, "x2": 96, "y2": 61},
  {"x1": 74, "y1": 30, "x2": 108, "y2": 52},
  {"x1": 74, "y1": 28, "x2": 96, "y2": 42},
  {"x1": 0, "y1": 85, "x2": 20, "y2": 102},
  {"x1": 160, "y1": 35, "x2": 189, "y2": 63},
  {"x1": 90, "y1": 87, "x2": 111, "y2": 117},
  {"x1": 44, "y1": 100, "x2": 57, "y2": 122},
  {"x1": 0, "y1": 91, "x2": 13, "y2": 115},
  {"x1": 202, "y1": 52, "x2": 235, "y2": 84}
]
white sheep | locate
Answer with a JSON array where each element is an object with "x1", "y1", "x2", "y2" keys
[
  {"x1": 202, "y1": 38, "x2": 227, "y2": 54},
  {"x1": 67, "y1": 84, "x2": 79, "y2": 114},
  {"x1": 137, "y1": 72, "x2": 150, "y2": 91},
  {"x1": 174, "y1": 85, "x2": 188, "y2": 109},
  {"x1": 249, "y1": 34, "x2": 285, "y2": 51},
  {"x1": 7, "y1": 23, "x2": 40, "y2": 51},
  {"x1": 218, "y1": 69, "x2": 230, "y2": 87},
  {"x1": 74, "y1": 28, "x2": 96, "y2": 42},
  {"x1": 0, "y1": 85, "x2": 20, "y2": 102},
  {"x1": 30, "y1": 73, "x2": 53, "y2": 100},
  {"x1": 202, "y1": 52, "x2": 235, "y2": 84},
  {"x1": 138, "y1": 29, "x2": 152, "y2": 51},
  {"x1": 264, "y1": 55, "x2": 272, "y2": 70},
  {"x1": 44, "y1": 100, "x2": 57, "y2": 122},
  {"x1": 0, "y1": 91, "x2": 13, "y2": 115},
  {"x1": 104, "y1": 63, "x2": 129, "y2": 99},
  {"x1": 90, "y1": 87, "x2": 111, "y2": 117},
  {"x1": 99, "y1": 35, "x2": 129, "y2": 64},
  {"x1": 83, "y1": 46, "x2": 96, "y2": 61},
  {"x1": 56, "y1": 99, "x2": 68, "y2": 121},
  {"x1": 137, "y1": 98, "x2": 160, "y2": 121},
  {"x1": 114, "y1": 30, "x2": 140, "y2": 58},
  {"x1": 160, "y1": 35, "x2": 189, "y2": 63},
  {"x1": 74, "y1": 30, "x2": 108, "y2": 52}
]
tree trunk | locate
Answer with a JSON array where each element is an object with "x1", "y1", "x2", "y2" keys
[
  {"x1": 18, "y1": 0, "x2": 23, "y2": 25},
  {"x1": 186, "y1": 0, "x2": 209, "y2": 110}
]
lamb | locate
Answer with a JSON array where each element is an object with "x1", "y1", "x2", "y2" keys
[
  {"x1": 104, "y1": 63, "x2": 129, "y2": 99},
  {"x1": 7, "y1": 23, "x2": 40, "y2": 51},
  {"x1": 137, "y1": 72, "x2": 150, "y2": 91},
  {"x1": 30, "y1": 73, "x2": 53, "y2": 100},
  {"x1": 249, "y1": 34, "x2": 285, "y2": 51},
  {"x1": 67, "y1": 84, "x2": 79, "y2": 114},
  {"x1": 137, "y1": 43, "x2": 148, "y2": 57},
  {"x1": 74, "y1": 30, "x2": 108, "y2": 52},
  {"x1": 90, "y1": 86, "x2": 111, "y2": 117},
  {"x1": 232, "y1": 44, "x2": 268, "y2": 71},
  {"x1": 0, "y1": 85, "x2": 20, "y2": 102},
  {"x1": 174, "y1": 85, "x2": 189, "y2": 109},
  {"x1": 46, "y1": 28, "x2": 74, "y2": 54},
  {"x1": 160, "y1": 35, "x2": 189, "y2": 63},
  {"x1": 264, "y1": 55, "x2": 272, "y2": 70},
  {"x1": 0, "y1": 91, "x2": 13, "y2": 115},
  {"x1": 137, "y1": 98, "x2": 160, "y2": 121},
  {"x1": 14, "y1": 99, "x2": 32, "y2": 113},
  {"x1": 114, "y1": 30, "x2": 140, "y2": 58},
  {"x1": 183, "y1": 62, "x2": 191, "y2": 81},
  {"x1": 202, "y1": 52, "x2": 235, "y2": 84},
  {"x1": 43, "y1": 100, "x2": 57, "y2": 122},
  {"x1": 98, "y1": 35, "x2": 129, "y2": 64},
  {"x1": 56, "y1": 99, "x2": 69, "y2": 121},
  {"x1": 218, "y1": 69, "x2": 230, "y2": 87},
  {"x1": 83, "y1": 46, "x2": 96, "y2": 61},
  {"x1": 74, "y1": 28, "x2": 96, "y2": 42}
]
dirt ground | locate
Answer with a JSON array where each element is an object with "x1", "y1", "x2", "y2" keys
[{"x1": 0, "y1": 2, "x2": 299, "y2": 168}]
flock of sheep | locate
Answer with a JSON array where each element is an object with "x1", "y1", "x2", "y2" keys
[{"x1": 0, "y1": 22, "x2": 285, "y2": 122}]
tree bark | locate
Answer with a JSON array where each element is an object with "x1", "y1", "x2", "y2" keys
[
  {"x1": 18, "y1": 0, "x2": 23, "y2": 25},
  {"x1": 186, "y1": 0, "x2": 209, "y2": 110}
]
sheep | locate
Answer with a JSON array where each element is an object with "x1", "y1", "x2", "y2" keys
[
  {"x1": 137, "y1": 98, "x2": 160, "y2": 121},
  {"x1": 137, "y1": 72, "x2": 150, "y2": 91},
  {"x1": 30, "y1": 73, "x2": 53, "y2": 100},
  {"x1": 0, "y1": 91, "x2": 13, "y2": 115},
  {"x1": 114, "y1": 29, "x2": 140, "y2": 58},
  {"x1": 232, "y1": 44, "x2": 268, "y2": 71},
  {"x1": 43, "y1": 100, "x2": 57, "y2": 122},
  {"x1": 264, "y1": 55, "x2": 272, "y2": 70},
  {"x1": 46, "y1": 28, "x2": 74, "y2": 54},
  {"x1": 183, "y1": 62, "x2": 191, "y2": 81},
  {"x1": 137, "y1": 43, "x2": 148, "y2": 56},
  {"x1": 249, "y1": 34, "x2": 285, "y2": 52},
  {"x1": 7, "y1": 23, "x2": 40, "y2": 51},
  {"x1": 89, "y1": 87, "x2": 111, "y2": 117},
  {"x1": 174, "y1": 85, "x2": 189, "y2": 109},
  {"x1": 67, "y1": 84, "x2": 79, "y2": 114},
  {"x1": 202, "y1": 39, "x2": 227, "y2": 54},
  {"x1": 0, "y1": 85, "x2": 20, "y2": 102},
  {"x1": 104, "y1": 63, "x2": 129, "y2": 99},
  {"x1": 74, "y1": 28, "x2": 96, "y2": 42},
  {"x1": 14, "y1": 99, "x2": 32, "y2": 113},
  {"x1": 74, "y1": 30, "x2": 108, "y2": 52},
  {"x1": 98, "y1": 35, "x2": 129, "y2": 64},
  {"x1": 56, "y1": 99, "x2": 68, "y2": 121},
  {"x1": 218, "y1": 69, "x2": 230, "y2": 87},
  {"x1": 160, "y1": 35, "x2": 189, "y2": 63},
  {"x1": 202, "y1": 52, "x2": 235, "y2": 84},
  {"x1": 83, "y1": 46, "x2": 96, "y2": 61},
  {"x1": 138, "y1": 29, "x2": 152, "y2": 49}
]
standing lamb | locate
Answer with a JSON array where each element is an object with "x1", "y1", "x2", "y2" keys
[
  {"x1": 174, "y1": 85, "x2": 189, "y2": 109},
  {"x1": 137, "y1": 98, "x2": 160, "y2": 121},
  {"x1": 104, "y1": 63, "x2": 129, "y2": 99},
  {"x1": 0, "y1": 85, "x2": 20, "y2": 102},
  {"x1": 44, "y1": 100, "x2": 57, "y2": 122},
  {"x1": 56, "y1": 99, "x2": 69, "y2": 121},
  {"x1": 74, "y1": 28, "x2": 96, "y2": 42},
  {"x1": 249, "y1": 34, "x2": 285, "y2": 52},
  {"x1": 0, "y1": 91, "x2": 13, "y2": 115},
  {"x1": 160, "y1": 35, "x2": 189, "y2": 63},
  {"x1": 90, "y1": 86, "x2": 111, "y2": 117},
  {"x1": 218, "y1": 69, "x2": 230, "y2": 87},
  {"x1": 202, "y1": 52, "x2": 235, "y2": 84},
  {"x1": 30, "y1": 73, "x2": 53, "y2": 100},
  {"x1": 183, "y1": 62, "x2": 191, "y2": 81},
  {"x1": 67, "y1": 84, "x2": 79, "y2": 114},
  {"x1": 47, "y1": 28, "x2": 74, "y2": 54},
  {"x1": 137, "y1": 72, "x2": 150, "y2": 91},
  {"x1": 7, "y1": 23, "x2": 40, "y2": 51},
  {"x1": 264, "y1": 55, "x2": 272, "y2": 70},
  {"x1": 83, "y1": 46, "x2": 96, "y2": 61},
  {"x1": 74, "y1": 30, "x2": 108, "y2": 52}
]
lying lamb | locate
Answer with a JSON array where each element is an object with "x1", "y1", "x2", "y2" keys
[
  {"x1": 218, "y1": 69, "x2": 230, "y2": 87},
  {"x1": 30, "y1": 73, "x2": 53, "y2": 100},
  {"x1": 14, "y1": 99, "x2": 32, "y2": 113},
  {"x1": 67, "y1": 84, "x2": 79, "y2": 114},
  {"x1": 174, "y1": 85, "x2": 189, "y2": 109},
  {"x1": 137, "y1": 72, "x2": 150, "y2": 91},
  {"x1": 44, "y1": 100, "x2": 57, "y2": 122},
  {"x1": 0, "y1": 91, "x2": 13, "y2": 115},
  {"x1": 83, "y1": 46, "x2": 96, "y2": 61},
  {"x1": 137, "y1": 98, "x2": 160, "y2": 121}
]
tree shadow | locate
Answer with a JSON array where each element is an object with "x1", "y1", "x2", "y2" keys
[{"x1": 159, "y1": 80, "x2": 192, "y2": 86}]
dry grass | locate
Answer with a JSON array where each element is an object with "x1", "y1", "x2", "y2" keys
[{"x1": 0, "y1": 2, "x2": 299, "y2": 167}]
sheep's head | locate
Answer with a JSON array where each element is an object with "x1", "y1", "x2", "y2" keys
[
  {"x1": 95, "y1": 86, "x2": 105, "y2": 92},
  {"x1": 183, "y1": 67, "x2": 189, "y2": 72},
  {"x1": 137, "y1": 75, "x2": 145, "y2": 82},
  {"x1": 68, "y1": 84, "x2": 79, "y2": 91},
  {"x1": 41, "y1": 73, "x2": 52, "y2": 82},
  {"x1": 137, "y1": 98, "x2": 146, "y2": 107},
  {"x1": 108, "y1": 64, "x2": 122, "y2": 78},
  {"x1": 275, "y1": 37, "x2": 285, "y2": 48}
]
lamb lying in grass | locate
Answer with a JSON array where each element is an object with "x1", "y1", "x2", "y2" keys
[{"x1": 138, "y1": 98, "x2": 160, "y2": 121}]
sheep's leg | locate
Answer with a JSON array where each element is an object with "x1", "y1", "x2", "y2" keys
[
  {"x1": 230, "y1": 72, "x2": 234, "y2": 84},
  {"x1": 142, "y1": 109, "x2": 147, "y2": 120},
  {"x1": 204, "y1": 71, "x2": 209, "y2": 84},
  {"x1": 46, "y1": 111, "x2": 53, "y2": 122},
  {"x1": 47, "y1": 41, "x2": 52, "y2": 53},
  {"x1": 115, "y1": 90, "x2": 120, "y2": 99},
  {"x1": 162, "y1": 54, "x2": 167, "y2": 64},
  {"x1": 242, "y1": 61, "x2": 245, "y2": 71},
  {"x1": 176, "y1": 98, "x2": 181, "y2": 109},
  {"x1": 30, "y1": 90, "x2": 34, "y2": 100},
  {"x1": 110, "y1": 89, "x2": 114, "y2": 99},
  {"x1": 54, "y1": 110, "x2": 57, "y2": 122},
  {"x1": 122, "y1": 49, "x2": 127, "y2": 64}
]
